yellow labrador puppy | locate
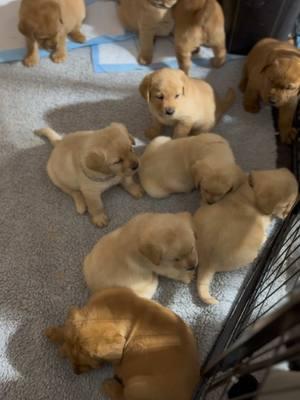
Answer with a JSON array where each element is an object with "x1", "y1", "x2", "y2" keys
[
  {"x1": 117, "y1": 0, "x2": 177, "y2": 65},
  {"x1": 140, "y1": 68, "x2": 235, "y2": 139},
  {"x1": 45, "y1": 288, "x2": 200, "y2": 400},
  {"x1": 83, "y1": 212, "x2": 198, "y2": 298},
  {"x1": 139, "y1": 133, "x2": 244, "y2": 204},
  {"x1": 19, "y1": 0, "x2": 86, "y2": 66},
  {"x1": 194, "y1": 168, "x2": 298, "y2": 305},
  {"x1": 34, "y1": 123, "x2": 143, "y2": 227},
  {"x1": 240, "y1": 38, "x2": 300, "y2": 144}
]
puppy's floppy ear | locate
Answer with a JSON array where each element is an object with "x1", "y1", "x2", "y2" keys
[
  {"x1": 260, "y1": 59, "x2": 278, "y2": 74},
  {"x1": 139, "y1": 73, "x2": 153, "y2": 103},
  {"x1": 85, "y1": 329, "x2": 125, "y2": 362},
  {"x1": 249, "y1": 170, "x2": 278, "y2": 215},
  {"x1": 83, "y1": 151, "x2": 109, "y2": 175},
  {"x1": 191, "y1": 160, "x2": 211, "y2": 188},
  {"x1": 139, "y1": 241, "x2": 162, "y2": 265}
]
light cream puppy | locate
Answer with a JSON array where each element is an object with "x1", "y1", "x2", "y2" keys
[
  {"x1": 117, "y1": 0, "x2": 177, "y2": 65},
  {"x1": 19, "y1": 0, "x2": 86, "y2": 66},
  {"x1": 193, "y1": 168, "x2": 298, "y2": 305},
  {"x1": 83, "y1": 212, "x2": 198, "y2": 298},
  {"x1": 34, "y1": 123, "x2": 143, "y2": 227},
  {"x1": 139, "y1": 68, "x2": 235, "y2": 139},
  {"x1": 139, "y1": 133, "x2": 244, "y2": 204}
]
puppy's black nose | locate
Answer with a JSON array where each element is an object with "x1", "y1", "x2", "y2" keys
[
  {"x1": 269, "y1": 98, "x2": 277, "y2": 106},
  {"x1": 131, "y1": 161, "x2": 139, "y2": 170},
  {"x1": 165, "y1": 107, "x2": 175, "y2": 116}
]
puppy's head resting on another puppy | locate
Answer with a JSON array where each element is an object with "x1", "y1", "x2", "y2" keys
[
  {"x1": 261, "y1": 55, "x2": 300, "y2": 107},
  {"x1": 192, "y1": 160, "x2": 246, "y2": 204},
  {"x1": 148, "y1": 0, "x2": 178, "y2": 9},
  {"x1": 139, "y1": 212, "x2": 198, "y2": 272},
  {"x1": 81, "y1": 123, "x2": 139, "y2": 181},
  {"x1": 19, "y1": 0, "x2": 64, "y2": 51},
  {"x1": 249, "y1": 168, "x2": 298, "y2": 219},
  {"x1": 139, "y1": 68, "x2": 188, "y2": 120}
]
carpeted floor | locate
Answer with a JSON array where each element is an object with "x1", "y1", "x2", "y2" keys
[{"x1": 0, "y1": 47, "x2": 277, "y2": 400}]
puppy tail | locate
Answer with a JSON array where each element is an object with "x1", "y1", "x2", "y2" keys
[
  {"x1": 34, "y1": 127, "x2": 62, "y2": 147},
  {"x1": 215, "y1": 87, "x2": 236, "y2": 121}
]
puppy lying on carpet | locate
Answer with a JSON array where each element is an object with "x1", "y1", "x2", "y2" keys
[
  {"x1": 34, "y1": 123, "x2": 143, "y2": 228},
  {"x1": 45, "y1": 288, "x2": 200, "y2": 400},
  {"x1": 239, "y1": 38, "x2": 300, "y2": 144},
  {"x1": 117, "y1": 0, "x2": 177, "y2": 65},
  {"x1": 18, "y1": 0, "x2": 86, "y2": 66},
  {"x1": 83, "y1": 212, "x2": 198, "y2": 298},
  {"x1": 194, "y1": 168, "x2": 298, "y2": 305},
  {"x1": 173, "y1": 0, "x2": 226, "y2": 75},
  {"x1": 139, "y1": 68, "x2": 235, "y2": 139},
  {"x1": 139, "y1": 133, "x2": 244, "y2": 204}
]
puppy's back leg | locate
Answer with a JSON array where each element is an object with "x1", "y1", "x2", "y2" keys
[
  {"x1": 197, "y1": 267, "x2": 218, "y2": 305},
  {"x1": 34, "y1": 127, "x2": 62, "y2": 147}
]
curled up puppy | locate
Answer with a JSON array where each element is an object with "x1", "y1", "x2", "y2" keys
[
  {"x1": 18, "y1": 0, "x2": 86, "y2": 66},
  {"x1": 117, "y1": 0, "x2": 177, "y2": 65},
  {"x1": 193, "y1": 168, "x2": 298, "y2": 305},
  {"x1": 139, "y1": 68, "x2": 235, "y2": 139},
  {"x1": 45, "y1": 288, "x2": 200, "y2": 400},
  {"x1": 34, "y1": 123, "x2": 143, "y2": 228},
  {"x1": 139, "y1": 133, "x2": 244, "y2": 203},
  {"x1": 83, "y1": 212, "x2": 198, "y2": 298}
]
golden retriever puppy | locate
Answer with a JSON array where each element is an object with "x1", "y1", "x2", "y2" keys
[
  {"x1": 139, "y1": 68, "x2": 235, "y2": 139},
  {"x1": 239, "y1": 38, "x2": 300, "y2": 144},
  {"x1": 83, "y1": 212, "x2": 198, "y2": 298},
  {"x1": 34, "y1": 124, "x2": 143, "y2": 227},
  {"x1": 45, "y1": 287, "x2": 200, "y2": 400},
  {"x1": 139, "y1": 133, "x2": 244, "y2": 204},
  {"x1": 117, "y1": 0, "x2": 177, "y2": 65},
  {"x1": 18, "y1": 0, "x2": 86, "y2": 66},
  {"x1": 173, "y1": 0, "x2": 226, "y2": 75},
  {"x1": 193, "y1": 168, "x2": 298, "y2": 305}
]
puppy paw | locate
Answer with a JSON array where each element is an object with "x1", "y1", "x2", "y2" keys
[
  {"x1": 180, "y1": 270, "x2": 195, "y2": 284},
  {"x1": 92, "y1": 212, "x2": 109, "y2": 228},
  {"x1": 23, "y1": 55, "x2": 39, "y2": 67},
  {"x1": 280, "y1": 128, "x2": 298, "y2": 144},
  {"x1": 201, "y1": 296, "x2": 219, "y2": 305},
  {"x1": 145, "y1": 127, "x2": 160, "y2": 140},
  {"x1": 69, "y1": 31, "x2": 86, "y2": 43},
  {"x1": 127, "y1": 184, "x2": 144, "y2": 199},
  {"x1": 102, "y1": 378, "x2": 122, "y2": 397},
  {"x1": 51, "y1": 51, "x2": 67, "y2": 64},
  {"x1": 75, "y1": 201, "x2": 87, "y2": 215},
  {"x1": 244, "y1": 101, "x2": 260, "y2": 113},
  {"x1": 211, "y1": 56, "x2": 225, "y2": 68},
  {"x1": 138, "y1": 53, "x2": 152, "y2": 65}
]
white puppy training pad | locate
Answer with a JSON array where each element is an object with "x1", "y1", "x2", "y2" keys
[{"x1": 0, "y1": 0, "x2": 132, "y2": 62}]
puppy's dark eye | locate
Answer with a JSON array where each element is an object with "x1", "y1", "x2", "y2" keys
[
  {"x1": 156, "y1": 94, "x2": 164, "y2": 100},
  {"x1": 175, "y1": 94, "x2": 180, "y2": 99},
  {"x1": 227, "y1": 187, "x2": 233, "y2": 194},
  {"x1": 112, "y1": 159, "x2": 122, "y2": 165},
  {"x1": 175, "y1": 257, "x2": 181, "y2": 262}
]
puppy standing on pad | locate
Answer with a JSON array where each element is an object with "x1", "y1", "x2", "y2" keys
[
  {"x1": 34, "y1": 123, "x2": 143, "y2": 227},
  {"x1": 139, "y1": 133, "x2": 244, "y2": 203},
  {"x1": 193, "y1": 168, "x2": 298, "y2": 305},
  {"x1": 139, "y1": 68, "x2": 235, "y2": 139},
  {"x1": 83, "y1": 212, "x2": 198, "y2": 298},
  {"x1": 45, "y1": 287, "x2": 200, "y2": 400},
  {"x1": 18, "y1": 0, "x2": 86, "y2": 66}
]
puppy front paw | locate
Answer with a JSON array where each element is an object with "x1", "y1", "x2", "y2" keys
[
  {"x1": 138, "y1": 53, "x2": 152, "y2": 65},
  {"x1": 211, "y1": 56, "x2": 225, "y2": 68},
  {"x1": 51, "y1": 51, "x2": 67, "y2": 64},
  {"x1": 244, "y1": 101, "x2": 260, "y2": 114},
  {"x1": 92, "y1": 212, "x2": 109, "y2": 228},
  {"x1": 180, "y1": 270, "x2": 195, "y2": 284},
  {"x1": 280, "y1": 127, "x2": 298, "y2": 144},
  {"x1": 102, "y1": 378, "x2": 123, "y2": 397},
  {"x1": 69, "y1": 31, "x2": 86, "y2": 43},
  {"x1": 127, "y1": 183, "x2": 144, "y2": 199},
  {"x1": 23, "y1": 55, "x2": 39, "y2": 67},
  {"x1": 201, "y1": 295, "x2": 219, "y2": 305}
]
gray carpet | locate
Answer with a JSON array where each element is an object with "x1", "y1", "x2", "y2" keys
[{"x1": 0, "y1": 47, "x2": 277, "y2": 400}]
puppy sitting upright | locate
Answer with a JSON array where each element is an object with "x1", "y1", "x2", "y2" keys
[
  {"x1": 35, "y1": 123, "x2": 143, "y2": 227},
  {"x1": 18, "y1": 0, "x2": 86, "y2": 66},
  {"x1": 45, "y1": 288, "x2": 200, "y2": 400},
  {"x1": 83, "y1": 212, "x2": 198, "y2": 298},
  {"x1": 139, "y1": 133, "x2": 244, "y2": 203},
  {"x1": 173, "y1": 0, "x2": 226, "y2": 75},
  {"x1": 194, "y1": 168, "x2": 298, "y2": 305},
  {"x1": 140, "y1": 68, "x2": 235, "y2": 139},
  {"x1": 240, "y1": 38, "x2": 300, "y2": 144},
  {"x1": 117, "y1": 0, "x2": 177, "y2": 65}
]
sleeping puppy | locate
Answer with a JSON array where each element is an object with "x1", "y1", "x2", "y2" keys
[
  {"x1": 173, "y1": 0, "x2": 226, "y2": 75},
  {"x1": 45, "y1": 287, "x2": 200, "y2": 400},
  {"x1": 83, "y1": 212, "x2": 198, "y2": 298},
  {"x1": 239, "y1": 38, "x2": 300, "y2": 144},
  {"x1": 18, "y1": 0, "x2": 86, "y2": 66},
  {"x1": 117, "y1": 0, "x2": 177, "y2": 65},
  {"x1": 139, "y1": 133, "x2": 244, "y2": 203},
  {"x1": 139, "y1": 68, "x2": 235, "y2": 139},
  {"x1": 194, "y1": 168, "x2": 298, "y2": 305},
  {"x1": 34, "y1": 123, "x2": 143, "y2": 228}
]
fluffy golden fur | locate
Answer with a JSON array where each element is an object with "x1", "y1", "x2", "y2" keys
[
  {"x1": 193, "y1": 168, "x2": 298, "y2": 305},
  {"x1": 34, "y1": 124, "x2": 143, "y2": 228},
  {"x1": 117, "y1": 0, "x2": 177, "y2": 65},
  {"x1": 45, "y1": 288, "x2": 200, "y2": 400},
  {"x1": 139, "y1": 68, "x2": 235, "y2": 139},
  {"x1": 83, "y1": 212, "x2": 198, "y2": 298},
  {"x1": 18, "y1": 0, "x2": 86, "y2": 66},
  {"x1": 239, "y1": 38, "x2": 300, "y2": 144},
  {"x1": 173, "y1": 0, "x2": 226, "y2": 75},
  {"x1": 139, "y1": 133, "x2": 244, "y2": 203}
]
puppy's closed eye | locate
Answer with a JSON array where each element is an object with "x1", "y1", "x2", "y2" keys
[{"x1": 156, "y1": 94, "x2": 164, "y2": 100}]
